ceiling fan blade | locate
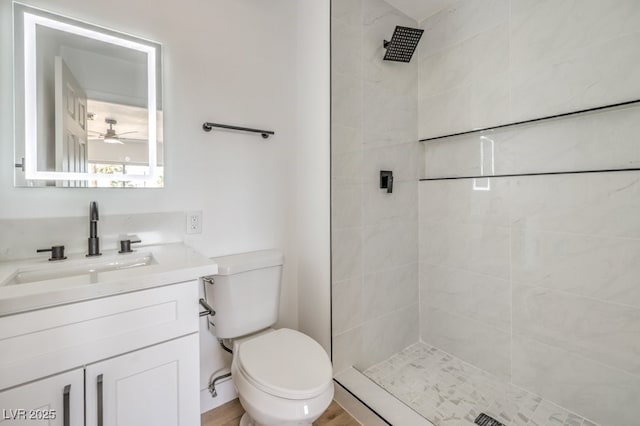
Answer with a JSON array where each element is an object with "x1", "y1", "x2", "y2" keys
[{"x1": 117, "y1": 131, "x2": 139, "y2": 136}]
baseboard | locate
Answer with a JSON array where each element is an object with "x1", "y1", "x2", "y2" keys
[{"x1": 199, "y1": 376, "x2": 237, "y2": 414}]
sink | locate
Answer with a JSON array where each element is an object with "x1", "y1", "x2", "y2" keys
[{"x1": 3, "y1": 253, "x2": 156, "y2": 286}]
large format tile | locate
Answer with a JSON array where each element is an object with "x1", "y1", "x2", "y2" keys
[
  {"x1": 361, "y1": 304, "x2": 419, "y2": 368},
  {"x1": 510, "y1": 31, "x2": 640, "y2": 122},
  {"x1": 513, "y1": 283, "x2": 640, "y2": 376},
  {"x1": 363, "y1": 262, "x2": 418, "y2": 321},
  {"x1": 333, "y1": 326, "x2": 363, "y2": 375},
  {"x1": 418, "y1": 0, "x2": 509, "y2": 59},
  {"x1": 332, "y1": 182, "x2": 363, "y2": 229},
  {"x1": 512, "y1": 335, "x2": 640, "y2": 426},
  {"x1": 332, "y1": 277, "x2": 363, "y2": 334},
  {"x1": 363, "y1": 180, "x2": 417, "y2": 228},
  {"x1": 364, "y1": 220, "x2": 418, "y2": 273},
  {"x1": 421, "y1": 307, "x2": 510, "y2": 379},
  {"x1": 419, "y1": 221, "x2": 510, "y2": 279},
  {"x1": 331, "y1": 227, "x2": 362, "y2": 281},
  {"x1": 509, "y1": 172, "x2": 640, "y2": 238},
  {"x1": 420, "y1": 263, "x2": 510, "y2": 332},
  {"x1": 512, "y1": 228, "x2": 640, "y2": 308},
  {"x1": 419, "y1": 179, "x2": 509, "y2": 227},
  {"x1": 510, "y1": 0, "x2": 640, "y2": 69}
]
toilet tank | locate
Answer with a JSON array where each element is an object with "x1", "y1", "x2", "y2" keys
[{"x1": 206, "y1": 250, "x2": 283, "y2": 339}]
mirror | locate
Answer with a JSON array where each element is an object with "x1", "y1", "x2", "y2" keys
[{"x1": 13, "y1": 3, "x2": 163, "y2": 188}]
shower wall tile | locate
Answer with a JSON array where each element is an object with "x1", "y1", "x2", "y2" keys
[
  {"x1": 331, "y1": 18, "x2": 362, "y2": 77},
  {"x1": 420, "y1": 263, "x2": 510, "y2": 332},
  {"x1": 362, "y1": 143, "x2": 420, "y2": 183},
  {"x1": 363, "y1": 262, "x2": 418, "y2": 321},
  {"x1": 418, "y1": 0, "x2": 509, "y2": 59},
  {"x1": 332, "y1": 72, "x2": 362, "y2": 129},
  {"x1": 420, "y1": 306, "x2": 511, "y2": 379},
  {"x1": 332, "y1": 183, "x2": 363, "y2": 229},
  {"x1": 512, "y1": 335, "x2": 640, "y2": 426},
  {"x1": 419, "y1": 221, "x2": 510, "y2": 279},
  {"x1": 332, "y1": 277, "x2": 363, "y2": 335},
  {"x1": 363, "y1": 180, "x2": 417, "y2": 228},
  {"x1": 363, "y1": 86, "x2": 417, "y2": 148},
  {"x1": 509, "y1": 31, "x2": 640, "y2": 123},
  {"x1": 513, "y1": 283, "x2": 640, "y2": 377},
  {"x1": 418, "y1": 0, "x2": 640, "y2": 139},
  {"x1": 509, "y1": 173, "x2": 640, "y2": 238},
  {"x1": 361, "y1": 303, "x2": 419, "y2": 368},
  {"x1": 331, "y1": 151, "x2": 363, "y2": 183},
  {"x1": 511, "y1": 228, "x2": 640, "y2": 308},
  {"x1": 331, "y1": 227, "x2": 362, "y2": 282},
  {"x1": 331, "y1": 0, "x2": 420, "y2": 376},
  {"x1": 332, "y1": 124, "x2": 362, "y2": 156},
  {"x1": 333, "y1": 326, "x2": 363, "y2": 375},
  {"x1": 419, "y1": 179, "x2": 509, "y2": 227},
  {"x1": 509, "y1": 0, "x2": 640, "y2": 68},
  {"x1": 364, "y1": 220, "x2": 418, "y2": 273},
  {"x1": 331, "y1": 0, "x2": 361, "y2": 27}
]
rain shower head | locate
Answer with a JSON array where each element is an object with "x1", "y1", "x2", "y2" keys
[{"x1": 383, "y1": 26, "x2": 424, "y2": 63}]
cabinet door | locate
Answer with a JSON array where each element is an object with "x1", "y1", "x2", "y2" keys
[
  {"x1": 0, "y1": 369, "x2": 83, "y2": 426},
  {"x1": 85, "y1": 334, "x2": 199, "y2": 426}
]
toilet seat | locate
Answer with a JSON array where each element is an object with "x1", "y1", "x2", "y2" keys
[{"x1": 236, "y1": 328, "x2": 332, "y2": 400}]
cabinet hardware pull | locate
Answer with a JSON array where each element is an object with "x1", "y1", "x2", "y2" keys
[
  {"x1": 97, "y1": 374, "x2": 103, "y2": 426},
  {"x1": 63, "y1": 385, "x2": 70, "y2": 426}
]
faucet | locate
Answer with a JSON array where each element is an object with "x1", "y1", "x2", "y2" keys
[{"x1": 87, "y1": 201, "x2": 101, "y2": 257}]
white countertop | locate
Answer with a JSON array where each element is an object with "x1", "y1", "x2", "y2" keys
[{"x1": 0, "y1": 243, "x2": 217, "y2": 317}]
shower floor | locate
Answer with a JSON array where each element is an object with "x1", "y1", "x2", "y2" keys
[{"x1": 362, "y1": 343, "x2": 599, "y2": 426}]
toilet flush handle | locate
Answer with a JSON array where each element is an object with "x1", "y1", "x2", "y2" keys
[{"x1": 199, "y1": 298, "x2": 216, "y2": 317}]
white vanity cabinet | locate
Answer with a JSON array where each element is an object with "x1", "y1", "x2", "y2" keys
[
  {"x1": 0, "y1": 280, "x2": 201, "y2": 426},
  {"x1": 85, "y1": 334, "x2": 199, "y2": 426},
  {"x1": 0, "y1": 369, "x2": 84, "y2": 425}
]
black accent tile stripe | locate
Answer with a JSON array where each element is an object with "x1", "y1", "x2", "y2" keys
[
  {"x1": 419, "y1": 167, "x2": 640, "y2": 181},
  {"x1": 419, "y1": 98, "x2": 640, "y2": 142}
]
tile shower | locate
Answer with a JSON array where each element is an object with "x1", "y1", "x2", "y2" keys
[{"x1": 331, "y1": 1, "x2": 640, "y2": 425}]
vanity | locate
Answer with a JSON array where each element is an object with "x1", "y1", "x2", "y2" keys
[{"x1": 0, "y1": 243, "x2": 217, "y2": 426}]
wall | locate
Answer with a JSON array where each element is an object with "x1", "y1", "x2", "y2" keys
[
  {"x1": 295, "y1": 0, "x2": 332, "y2": 354},
  {"x1": 1, "y1": 0, "x2": 330, "y2": 413},
  {"x1": 418, "y1": 1, "x2": 640, "y2": 425},
  {"x1": 331, "y1": 0, "x2": 420, "y2": 374}
]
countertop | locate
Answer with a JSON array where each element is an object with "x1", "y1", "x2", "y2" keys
[{"x1": 0, "y1": 242, "x2": 217, "y2": 317}]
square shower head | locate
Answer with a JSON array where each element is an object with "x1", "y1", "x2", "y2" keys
[{"x1": 383, "y1": 26, "x2": 424, "y2": 63}]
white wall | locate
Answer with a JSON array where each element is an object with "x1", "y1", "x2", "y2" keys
[
  {"x1": 295, "y1": 0, "x2": 332, "y2": 354},
  {"x1": 1, "y1": 0, "x2": 331, "y2": 412}
]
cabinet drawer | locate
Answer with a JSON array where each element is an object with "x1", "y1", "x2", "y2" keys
[{"x1": 0, "y1": 281, "x2": 198, "y2": 390}]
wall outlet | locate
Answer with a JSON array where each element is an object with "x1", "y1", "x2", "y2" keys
[{"x1": 186, "y1": 211, "x2": 203, "y2": 234}]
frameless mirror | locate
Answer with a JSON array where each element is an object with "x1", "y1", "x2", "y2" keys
[{"x1": 13, "y1": 3, "x2": 163, "y2": 188}]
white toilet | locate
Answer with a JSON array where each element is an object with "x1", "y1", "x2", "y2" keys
[{"x1": 206, "y1": 250, "x2": 334, "y2": 426}]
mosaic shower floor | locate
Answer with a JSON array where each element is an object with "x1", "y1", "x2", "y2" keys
[{"x1": 363, "y1": 343, "x2": 600, "y2": 426}]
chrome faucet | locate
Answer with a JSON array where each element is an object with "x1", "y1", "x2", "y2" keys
[{"x1": 87, "y1": 201, "x2": 101, "y2": 257}]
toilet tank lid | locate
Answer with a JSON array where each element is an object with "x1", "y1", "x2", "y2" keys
[{"x1": 211, "y1": 249, "x2": 283, "y2": 275}]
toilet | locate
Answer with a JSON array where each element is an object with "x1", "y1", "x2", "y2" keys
[{"x1": 206, "y1": 250, "x2": 334, "y2": 426}]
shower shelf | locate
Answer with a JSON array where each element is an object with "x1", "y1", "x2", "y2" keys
[{"x1": 418, "y1": 98, "x2": 640, "y2": 143}]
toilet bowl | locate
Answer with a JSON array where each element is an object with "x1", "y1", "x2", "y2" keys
[
  {"x1": 231, "y1": 328, "x2": 334, "y2": 426},
  {"x1": 206, "y1": 250, "x2": 334, "y2": 425}
]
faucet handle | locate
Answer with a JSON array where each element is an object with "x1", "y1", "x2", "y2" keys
[
  {"x1": 118, "y1": 239, "x2": 142, "y2": 254},
  {"x1": 37, "y1": 245, "x2": 67, "y2": 261}
]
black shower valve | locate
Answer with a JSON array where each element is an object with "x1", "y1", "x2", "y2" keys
[{"x1": 380, "y1": 170, "x2": 393, "y2": 193}]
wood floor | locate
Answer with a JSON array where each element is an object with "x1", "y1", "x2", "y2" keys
[{"x1": 201, "y1": 399, "x2": 361, "y2": 426}]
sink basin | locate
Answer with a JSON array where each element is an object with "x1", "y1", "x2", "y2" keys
[{"x1": 3, "y1": 253, "x2": 156, "y2": 286}]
